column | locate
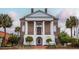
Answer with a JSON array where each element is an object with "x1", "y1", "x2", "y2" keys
[
  {"x1": 50, "y1": 21, "x2": 53, "y2": 35},
  {"x1": 43, "y1": 21, "x2": 45, "y2": 35},
  {"x1": 34, "y1": 21, "x2": 36, "y2": 35},
  {"x1": 25, "y1": 21, "x2": 28, "y2": 35}
]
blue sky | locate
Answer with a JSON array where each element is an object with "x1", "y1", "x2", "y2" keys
[{"x1": 0, "y1": 8, "x2": 63, "y2": 19}]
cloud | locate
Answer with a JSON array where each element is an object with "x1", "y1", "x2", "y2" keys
[
  {"x1": 0, "y1": 27, "x2": 14, "y2": 34},
  {"x1": 8, "y1": 11, "x2": 17, "y2": 20},
  {"x1": 8, "y1": 11, "x2": 20, "y2": 26},
  {"x1": 58, "y1": 9, "x2": 77, "y2": 35},
  {"x1": 13, "y1": 20, "x2": 20, "y2": 27},
  {"x1": 65, "y1": 29, "x2": 71, "y2": 36},
  {"x1": 8, "y1": 11, "x2": 20, "y2": 33},
  {"x1": 59, "y1": 9, "x2": 76, "y2": 22},
  {"x1": 75, "y1": 9, "x2": 79, "y2": 18}
]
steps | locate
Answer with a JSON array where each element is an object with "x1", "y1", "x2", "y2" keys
[{"x1": 33, "y1": 46, "x2": 47, "y2": 49}]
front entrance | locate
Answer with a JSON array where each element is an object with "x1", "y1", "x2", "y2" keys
[{"x1": 36, "y1": 37, "x2": 42, "y2": 46}]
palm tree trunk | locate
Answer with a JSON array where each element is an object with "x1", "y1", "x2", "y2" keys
[
  {"x1": 4, "y1": 27, "x2": 6, "y2": 39},
  {"x1": 71, "y1": 27, "x2": 72, "y2": 37},
  {"x1": 29, "y1": 42, "x2": 30, "y2": 46},
  {"x1": 74, "y1": 28, "x2": 75, "y2": 36},
  {"x1": 28, "y1": 42, "x2": 31, "y2": 48},
  {"x1": 48, "y1": 43, "x2": 50, "y2": 46},
  {"x1": 76, "y1": 24, "x2": 78, "y2": 38}
]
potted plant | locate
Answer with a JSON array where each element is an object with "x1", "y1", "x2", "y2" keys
[
  {"x1": 46, "y1": 38, "x2": 53, "y2": 48},
  {"x1": 25, "y1": 36, "x2": 33, "y2": 47}
]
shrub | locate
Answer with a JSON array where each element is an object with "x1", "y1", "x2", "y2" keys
[
  {"x1": 59, "y1": 32, "x2": 71, "y2": 45},
  {"x1": 7, "y1": 34, "x2": 20, "y2": 46},
  {"x1": 46, "y1": 38, "x2": 52, "y2": 45},
  {"x1": 25, "y1": 36, "x2": 33, "y2": 46},
  {"x1": 70, "y1": 38, "x2": 78, "y2": 48}
]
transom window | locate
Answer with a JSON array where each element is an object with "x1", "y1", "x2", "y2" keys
[{"x1": 36, "y1": 21, "x2": 42, "y2": 25}]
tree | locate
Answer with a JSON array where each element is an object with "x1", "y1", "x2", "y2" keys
[
  {"x1": 25, "y1": 36, "x2": 33, "y2": 46},
  {"x1": 66, "y1": 16, "x2": 77, "y2": 37},
  {"x1": 15, "y1": 27, "x2": 20, "y2": 36},
  {"x1": 59, "y1": 32, "x2": 71, "y2": 45},
  {"x1": 46, "y1": 38, "x2": 52, "y2": 45},
  {"x1": 0, "y1": 14, "x2": 12, "y2": 46},
  {"x1": 8, "y1": 34, "x2": 20, "y2": 46}
]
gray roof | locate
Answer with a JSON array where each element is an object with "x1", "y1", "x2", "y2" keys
[{"x1": 24, "y1": 10, "x2": 55, "y2": 18}]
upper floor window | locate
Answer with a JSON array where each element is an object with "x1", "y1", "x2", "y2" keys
[{"x1": 36, "y1": 21, "x2": 42, "y2": 35}]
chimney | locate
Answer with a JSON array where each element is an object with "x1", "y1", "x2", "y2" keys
[
  {"x1": 31, "y1": 8, "x2": 34, "y2": 13},
  {"x1": 45, "y1": 8, "x2": 47, "y2": 13}
]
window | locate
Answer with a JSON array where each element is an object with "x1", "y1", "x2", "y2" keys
[
  {"x1": 36, "y1": 21, "x2": 42, "y2": 35},
  {"x1": 37, "y1": 27, "x2": 42, "y2": 35},
  {"x1": 36, "y1": 21, "x2": 42, "y2": 25}
]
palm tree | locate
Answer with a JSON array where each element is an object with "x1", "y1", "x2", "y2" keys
[
  {"x1": 66, "y1": 16, "x2": 77, "y2": 37},
  {"x1": 25, "y1": 36, "x2": 33, "y2": 46},
  {"x1": 46, "y1": 38, "x2": 52, "y2": 46},
  {"x1": 15, "y1": 27, "x2": 20, "y2": 36},
  {"x1": 0, "y1": 14, "x2": 12, "y2": 46}
]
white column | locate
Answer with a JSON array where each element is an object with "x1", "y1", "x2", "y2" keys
[
  {"x1": 43, "y1": 21, "x2": 45, "y2": 35},
  {"x1": 25, "y1": 21, "x2": 28, "y2": 35},
  {"x1": 34, "y1": 21, "x2": 36, "y2": 35},
  {"x1": 50, "y1": 21, "x2": 53, "y2": 35}
]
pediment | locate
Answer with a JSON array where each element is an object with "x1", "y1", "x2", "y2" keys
[{"x1": 25, "y1": 10, "x2": 53, "y2": 18}]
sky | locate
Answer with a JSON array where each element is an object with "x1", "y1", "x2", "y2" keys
[{"x1": 0, "y1": 8, "x2": 79, "y2": 35}]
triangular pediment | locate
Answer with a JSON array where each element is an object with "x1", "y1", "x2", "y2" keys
[{"x1": 25, "y1": 10, "x2": 53, "y2": 18}]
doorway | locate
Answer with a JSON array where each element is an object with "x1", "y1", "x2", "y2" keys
[{"x1": 36, "y1": 37, "x2": 42, "y2": 46}]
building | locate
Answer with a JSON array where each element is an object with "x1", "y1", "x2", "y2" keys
[
  {"x1": 0, "y1": 31, "x2": 9, "y2": 39},
  {"x1": 0, "y1": 31, "x2": 9, "y2": 46},
  {"x1": 20, "y1": 8, "x2": 59, "y2": 46}
]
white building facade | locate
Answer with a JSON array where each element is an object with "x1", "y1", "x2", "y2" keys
[{"x1": 20, "y1": 9, "x2": 58, "y2": 46}]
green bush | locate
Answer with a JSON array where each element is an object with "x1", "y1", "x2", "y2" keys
[
  {"x1": 59, "y1": 32, "x2": 71, "y2": 45},
  {"x1": 76, "y1": 39, "x2": 79, "y2": 47},
  {"x1": 70, "y1": 38, "x2": 79, "y2": 48},
  {"x1": 7, "y1": 34, "x2": 20, "y2": 46},
  {"x1": 46, "y1": 38, "x2": 52, "y2": 45}
]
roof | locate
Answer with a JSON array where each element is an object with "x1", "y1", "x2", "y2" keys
[
  {"x1": 23, "y1": 10, "x2": 56, "y2": 19},
  {"x1": 0, "y1": 32, "x2": 9, "y2": 39}
]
